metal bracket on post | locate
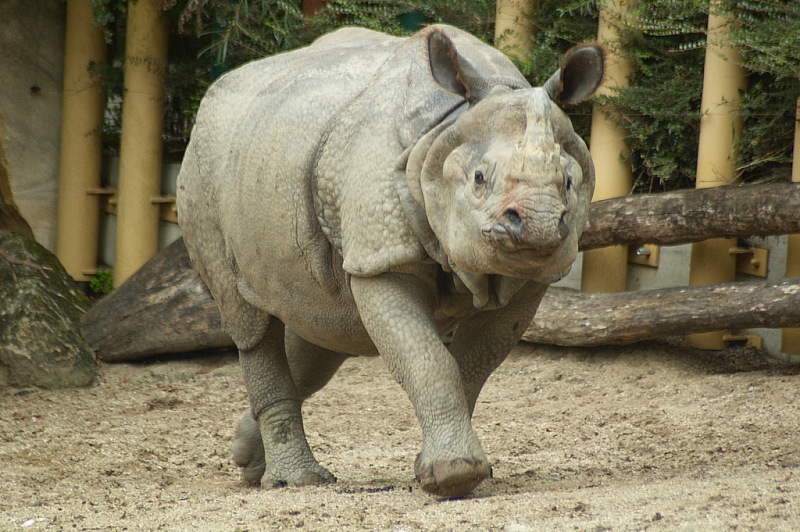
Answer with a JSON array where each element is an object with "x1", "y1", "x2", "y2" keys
[
  {"x1": 87, "y1": 186, "x2": 117, "y2": 214},
  {"x1": 723, "y1": 334, "x2": 764, "y2": 349},
  {"x1": 151, "y1": 195, "x2": 177, "y2": 223},
  {"x1": 86, "y1": 189, "x2": 177, "y2": 223},
  {"x1": 628, "y1": 244, "x2": 660, "y2": 268},
  {"x1": 729, "y1": 246, "x2": 768, "y2": 277}
]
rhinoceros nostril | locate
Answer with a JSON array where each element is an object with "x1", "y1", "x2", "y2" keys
[
  {"x1": 502, "y1": 209, "x2": 524, "y2": 239},
  {"x1": 503, "y1": 209, "x2": 522, "y2": 226}
]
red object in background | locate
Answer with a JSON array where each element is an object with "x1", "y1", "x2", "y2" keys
[{"x1": 302, "y1": 0, "x2": 326, "y2": 16}]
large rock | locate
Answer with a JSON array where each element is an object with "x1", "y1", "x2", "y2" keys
[{"x1": 0, "y1": 230, "x2": 95, "y2": 388}]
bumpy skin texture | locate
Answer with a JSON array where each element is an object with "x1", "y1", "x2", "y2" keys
[{"x1": 177, "y1": 24, "x2": 603, "y2": 497}]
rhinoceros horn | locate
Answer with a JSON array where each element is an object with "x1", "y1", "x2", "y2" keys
[
  {"x1": 483, "y1": 88, "x2": 568, "y2": 257},
  {"x1": 521, "y1": 89, "x2": 561, "y2": 183}
]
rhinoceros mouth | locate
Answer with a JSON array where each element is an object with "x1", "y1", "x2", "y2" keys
[
  {"x1": 481, "y1": 212, "x2": 569, "y2": 256},
  {"x1": 484, "y1": 230, "x2": 557, "y2": 257},
  {"x1": 490, "y1": 245, "x2": 576, "y2": 280}
]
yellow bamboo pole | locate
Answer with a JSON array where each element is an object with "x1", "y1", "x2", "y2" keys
[
  {"x1": 687, "y1": 3, "x2": 748, "y2": 350},
  {"x1": 55, "y1": 0, "x2": 106, "y2": 281},
  {"x1": 581, "y1": 0, "x2": 634, "y2": 293},
  {"x1": 494, "y1": 0, "x2": 534, "y2": 62},
  {"x1": 114, "y1": 0, "x2": 168, "y2": 286},
  {"x1": 781, "y1": 97, "x2": 800, "y2": 355}
]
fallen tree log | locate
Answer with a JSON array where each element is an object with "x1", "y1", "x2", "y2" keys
[
  {"x1": 580, "y1": 182, "x2": 800, "y2": 250},
  {"x1": 81, "y1": 241, "x2": 800, "y2": 359},
  {"x1": 80, "y1": 238, "x2": 232, "y2": 361},
  {"x1": 524, "y1": 280, "x2": 800, "y2": 347},
  {"x1": 80, "y1": 182, "x2": 800, "y2": 360}
]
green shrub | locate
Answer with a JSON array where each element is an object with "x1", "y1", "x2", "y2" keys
[
  {"x1": 89, "y1": 268, "x2": 114, "y2": 297},
  {"x1": 724, "y1": 0, "x2": 800, "y2": 183}
]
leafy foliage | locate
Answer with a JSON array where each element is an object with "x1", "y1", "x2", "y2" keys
[
  {"x1": 89, "y1": 0, "x2": 129, "y2": 43},
  {"x1": 88, "y1": 268, "x2": 114, "y2": 297},
  {"x1": 724, "y1": 0, "x2": 800, "y2": 79},
  {"x1": 176, "y1": 0, "x2": 308, "y2": 66},
  {"x1": 722, "y1": 0, "x2": 800, "y2": 183},
  {"x1": 519, "y1": 0, "x2": 599, "y2": 83},
  {"x1": 173, "y1": 0, "x2": 497, "y2": 65},
  {"x1": 535, "y1": 0, "x2": 798, "y2": 191},
  {"x1": 610, "y1": 0, "x2": 708, "y2": 191}
]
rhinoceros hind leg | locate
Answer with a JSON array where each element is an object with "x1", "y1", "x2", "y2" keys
[
  {"x1": 232, "y1": 331, "x2": 349, "y2": 485},
  {"x1": 236, "y1": 318, "x2": 336, "y2": 488},
  {"x1": 285, "y1": 329, "x2": 352, "y2": 400},
  {"x1": 232, "y1": 408, "x2": 336, "y2": 487}
]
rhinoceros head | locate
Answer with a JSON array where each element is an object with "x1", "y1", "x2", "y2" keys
[{"x1": 413, "y1": 33, "x2": 604, "y2": 285}]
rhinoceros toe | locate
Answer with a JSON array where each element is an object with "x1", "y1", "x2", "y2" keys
[
  {"x1": 415, "y1": 456, "x2": 492, "y2": 498},
  {"x1": 261, "y1": 465, "x2": 337, "y2": 489}
]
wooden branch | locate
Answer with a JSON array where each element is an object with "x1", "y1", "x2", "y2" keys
[
  {"x1": 80, "y1": 238, "x2": 232, "y2": 361},
  {"x1": 580, "y1": 182, "x2": 800, "y2": 251},
  {"x1": 524, "y1": 280, "x2": 800, "y2": 347},
  {"x1": 80, "y1": 183, "x2": 800, "y2": 360},
  {"x1": 0, "y1": 250, "x2": 54, "y2": 271}
]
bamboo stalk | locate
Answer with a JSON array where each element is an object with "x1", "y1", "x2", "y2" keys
[
  {"x1": 114, "y1": 0, "x2": 169, "y2": 286},
  {"x1": 782, "y1": 96, "x2": 800, "y2": 356},
  {"x1": 581, "y1": 0, "x2": 635, "y2": 293},
  {"x1": 55, "y1": 0, "x2": 106, "y2": 281},
  {"x1": 687, "y1": 2, "x2": 748, "y2": 350}
]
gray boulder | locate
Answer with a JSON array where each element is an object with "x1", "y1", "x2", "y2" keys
[{"x1": 0, "y1": 230, "x2": 95, "y2": 388}]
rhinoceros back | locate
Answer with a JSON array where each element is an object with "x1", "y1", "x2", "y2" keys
[
  {"x1": 177, "y1": 28, "x2": 406, "y2": 342},
  {"x1": 184, "y1": 27, "x2": 402, "y2": 225}
]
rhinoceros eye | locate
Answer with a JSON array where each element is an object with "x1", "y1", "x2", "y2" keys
[
  {"x1": 474, "y1": 170, "x2": 485, "y2": 185},
  {"x1": 566, "y1": 176, "x2": 572, "y2": 191}
]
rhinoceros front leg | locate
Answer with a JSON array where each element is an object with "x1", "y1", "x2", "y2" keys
[
  {"x1": 449, "y1": 282, "x2": 549, "y2": 414},
  {"x1": 234, "y1": 318, "x2": 336, "y2": 488},
  {"x1": 350, "y1": 270, "x2": 489, "y2": 498}
]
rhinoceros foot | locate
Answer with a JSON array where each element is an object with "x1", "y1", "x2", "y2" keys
[
  {"x1": 232, "y1": 409, "x2": 336, "y2": 488},
  {"x1": 415, "y1": 454, "x2": 492, "y2": 498},
  {"x1": 232, "y1": 411, "x2": 267, "y2": 484}
]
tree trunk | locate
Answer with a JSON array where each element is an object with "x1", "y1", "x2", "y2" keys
[
  {"x1": 525, "y1": 280, "x2": 800, "y2": 347},
  {"x1": 0, "y1": 133, "x2": 34, "y2": 237},
  {"x1": 80, "y1": 238, "x2": 232, "y2": 361},
  {"x1": 580, "y1": 182, "x2": 800, "y2": 251}
]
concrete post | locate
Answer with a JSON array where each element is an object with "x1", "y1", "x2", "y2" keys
[
  {"x1": 580, "y1": 0, "x2": 635, "y2": 293},
  {"x1": 114, "y1": 0, "x2": 168, "y2": 285},
  {"x1": 782, "y1": 97, "x2": 800, "y2": 355},
  {"x1": 687, "y1": 3, "x2": 748, "y2": 350},
  {"x1": 55, "y1": 0, "x2": 106, "y2": 281},
  {"x1": 494, "y1": 0, "x2": 534, "y2": 62}
]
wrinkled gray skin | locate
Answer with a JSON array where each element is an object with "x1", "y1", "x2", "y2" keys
[{"x1": 177, "y1": 24, "x2": 604, "y2": 497}]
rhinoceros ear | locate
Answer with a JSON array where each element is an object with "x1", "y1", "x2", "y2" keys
[
  {"x1": 427, "y1": 29, "x2": 490, "y2": 104},
  {"x1": 544, "y1": 44, "x2": 605, "y2": 106}
]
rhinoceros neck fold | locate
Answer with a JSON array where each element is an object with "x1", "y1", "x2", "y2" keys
[{"x1": 399, "y1": 115, "x2": 463, "y2": 271}]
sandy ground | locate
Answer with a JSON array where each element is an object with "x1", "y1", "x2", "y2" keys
[{"x1": 2, "y1": 339, "x2": 799, "y2": 531}]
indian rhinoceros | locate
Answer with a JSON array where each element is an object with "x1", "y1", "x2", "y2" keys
[{"x1": 177, "y1": 24, "x2": 604, "y2": 497}]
